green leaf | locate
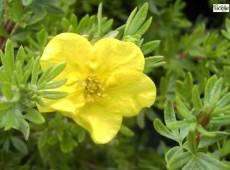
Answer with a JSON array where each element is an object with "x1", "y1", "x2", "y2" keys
[
  {"x1": 46, "y1": 62, "x2": 67, "y2": 81},
  {"x1": 144, "y1": 55, "x2": 165, "y2": 69},
  {"x1": 124, "y1": 7, "x2": 137, "y2": 36},
  {"x1": 2, "y1": 109, "x2": 15, "y2": 130},
  {"x1": 185, "y1": 72, "x2": 193, "y2": 94},
  {"x1": 222, "y1": 19, "x2": 230, "y2": 40},
  {"x1": 0, "y1": 25, "x2": 9, "y2": 38},
  {"x1": 31, "y1": 57, "x2": 40, "y2": 84},
  {"x1": 62, "y1": 17, "x2": 70, "y2": 31},
  {"x1": 87, "y1": 16, "x2": 96, "y2": 33},
  {"x1": 214, "y1": 92, "x2": 230, "y2": 113},
  {"x1": 220, "y1": 140, "x2": 230, "y2": 157},
  {"x1": 204, "y1": 75, "x2": 223, "y2": 105},
  {"x1": 198, "y1": 133, "x2": 228, "y2": 148},
  {"x1": 167, "y1": 120, "x2": 191, "y2": 130},
  {"x1": 24, "y1": 107, "x2": 45, "y2": 124},
  {"x1": 0, "y1": 102, "x2": 12, "y2": 112},
  {"x1": 137, "y1": 109, "x2": 145, "y2": 129},
  {"x1": 102, "y1": 18, "x2": 113, "y2": 34},
  {"x1": 120, "y1": 125, "x2": 134, "y2": 137},
  {"x1": 182, "y1": 157, "x2": 203, "y2": 170},
  {"x1": 153, "y1": 118, "x2": 177, "y2": 141},
  {"x1": 0, "y1": 0, "x2": 5, "y2": 25},
  {"x1": 15, "y1": 61, "x2": 23, "y2": 84},
  {"x1": 136, "y1": 17, "x2": 152, "y2": 35},
  {"x1": 39, "y1": 91, "x2": 68, "y2": 99},
  {"x1": 16, "y1": 48, "x2": 27, "y2": 65},
  {"x1": 44, "y1": 79, "x2": 67, "y2": 89},
  {"x1": 14, "y1": 118, "x2": 30, "y2": 140},
  {"x1": 27, "y1": 36, "x2": 40, "y2": 49},
  {"x1": 1, "y1": 41, "x2": 14, "y2": 78},
  {"x1": 77, "y1": 15, "x2": 89, "y2": 34},
  {"x1": 5, "y1": 40, "x2": 14, "y2": 69},
  {"x1": 225, "y1": 19, "x2": 230, "y2": 33},
  {"x1": 36, "y1": 28, "x2": 48, "y2": 46},
  {"x1": 126, "y1": 3, "x2": 148, "y2": 35},
  {"x1": 60, "y1": 132, "x2": 78, "y2": 153},
  {"x1": 70, "y1": 14, "x2": 78, "y2": 28},
  {"x1": 2, "y1": 82, "x2": 14, "y2": 99},
  {"x1": 165, "y1": 146, "x2": 183, "y2": 163},
  {"x1": 167, "y1": 151, "x2": 192, "y2": 170},
  {"x1": 10, "y1": 137, "x2": 28, "y2": 155},
  {"x1": 141, "y1": 40, "x2": 160, "y2": 55},
  {"x1": 77, "y1": 129, "x2": 86, "y2": 143},
  {"x1": 38, "y1": 130, "x2": 48, "y2": 149},
  {"x1": 104, "y1": 30, "x2": 119, "y2": 38},
  {"x1": 164, "y1": 99, "x2": 176, "y2": 126},
  {"x1": 35, "y1": 97, "x2": 46, "y2": 107},
  {"x1": 221, "y1": 30, "x2": 230, "y2": 40},
  {"x1": 196, "y1": 124, "x2": 217, "y2": 137},
  {"x1": 37, "y1": 62, "x2": 66, "y2": 89},
  {"x1": 97, "y1": 3, "x2": 103, "y2": 37},
  {"x1": 192, "y1": 85, "x2": 202, "y2": 111},
  {"x1": 187, "y1": 131, "x2": 197, "y2": 154},
  {"x1": 175, "y1": 96, "x2": 194, "y2": 120},
  {"x1": 0, "y1": 67, "x2": 7, "y2": 82},
  {"x1": 22, "y1": 57, "x2": 34, "y2": 83},
  {"x1": 197, "y1": 153, "x2": 229, "y2": 170},
  {"x1": 210, "y1": 115, "x2": 230, "y2": 126}
]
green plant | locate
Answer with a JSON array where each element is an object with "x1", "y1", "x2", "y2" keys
[{"x1": 0, "y1": 0, "x2": 229, "y2": 169}]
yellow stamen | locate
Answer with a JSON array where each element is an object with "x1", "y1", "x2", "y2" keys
[{"x1": 79, "y1": 73, "x2": 106, "y2": 102}]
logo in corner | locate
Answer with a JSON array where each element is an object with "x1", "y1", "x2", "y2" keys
[{"x1": 213, "y1": 4, "x2": 230, "y2": 12}]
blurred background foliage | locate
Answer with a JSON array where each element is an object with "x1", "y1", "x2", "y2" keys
[{"x1": 0, "y1": 0, "x2": 230, "y2": 169}]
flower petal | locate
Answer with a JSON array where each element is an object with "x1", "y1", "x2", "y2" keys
[
  {"x1": 92, "y1": 38, "x2": 145, "y2": 76},
  {"x1": 71, "y1": 103, "x2": 122, "y2": 144},
  {"x1": 40, "y1": 33, "x2": 92, "y2": 78},
  {"x1": 105, "y1": 70, "x2": 156, "y2": 117},
  {"x1": 37, "y1": 86, "x2": 85, "y2": 116},
  {"x1": 38, "y1": 72, "x2": 86, "y2": 115}
]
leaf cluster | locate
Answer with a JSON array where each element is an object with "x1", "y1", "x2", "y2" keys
[{"x1": 0, "y1": 40, "x2": 67, "y2": 139}]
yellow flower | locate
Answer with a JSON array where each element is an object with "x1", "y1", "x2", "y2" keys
[{"x1": 39, "y1": 33, "x2": 156, "y2": 144}]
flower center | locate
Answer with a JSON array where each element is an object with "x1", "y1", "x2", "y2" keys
[{"x1": 81, "y1": 73, "x2": 106, "y2": 102}]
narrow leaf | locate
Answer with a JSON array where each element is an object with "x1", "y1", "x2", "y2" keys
[
  {"x1": 192, "y1": 85, "x2": 202, "y2": 111},
  {"x1": 204, "y1": 75, "x2": 217, "y2": 105},
  {"x1": 124, "y1": 7, "x2": 137, "y2": 36},
  {"x1": 127, "y1": 3, "x2": 148, "y2": 35},
  {"x1": 24, "y1": 107, "x2": 45, "y2": 124},
  {"x1": 136, "y1": 17, "x2": 152, "y2": 35},
  {"x1": 77, "y1": 15, "x2": 89, "y2": 34},
  {"x1": 167, "y1": 151, "x2": 191, "y2": 170},
  {"x1": 31, "y1": 57, "x2": 41, "y2": 84},
  {"x1": 2, "y1": 82, "x2": 14, "y2": 99},
  {"x1": 153, "y1": 118, "x2": 177, "y2": 142},
  {"x1": 120, "y1": 125, "x2": 134, "y2": 137},
  {"x1": 0, "y1": 102, "x2": 12, "y2": 111},
  {"x1": 144, "y1": 55, "x2": 165, "y2": 69},
  {"x1": 97, "y1": 3, "x2": 103, "y2": 37},
  {"x1": 14, "y1": 118, "x2": 30, "y2": 140},
  {"x1": 164, "y1": 99, "x2": 176, "y2": 125},
  {"x1": 44, "y1": 79, "x2": 67, "y2": 89},
  {"x1": 40, "y1": 91, "x2": 68, "y2": 99},
  {"x1": 167, "y1": 120, "x2": 190, "y2": 130},
  {"x1": 176, "y1": 96, "x2": 194, "y2": 120},
  {"x1": 10, "y1": 137, "x2": 28, "y2": 155},
  {"x1": 141, "y1": 40, "x2": 160, "y2": 55},
  {"x1": 198, "y1": 153, "x2": 230, "y2": 170},
  {"x1": 187, "y1": 131, "x2": 197, "y2": 154}
]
